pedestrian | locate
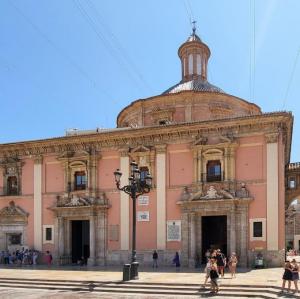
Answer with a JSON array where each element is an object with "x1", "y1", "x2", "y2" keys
[
  {"x1": 216, "y1": 249, "x2": 226, "y2": 278},
  {"x1": 291, "y1": 259, "x2": 299, "y2": 294},
  {"x1": 228, "y1": 252, "x2": 238, "y2": 278},
  {"x1": 209, "y1": 257, "x2": 219, "y2": 293},
  {"x1": 152, "y1": 250, "x2": 158, "y2": 268},
  {"x1": 172, "y1": 252, "x2": 180, "y2": 270},
  {"x1": 205, "y1": 249, "x2": 210, "y2": 262},
  {"x1": 45, "y1": 250, "x2": 52, "y2": 267},
  {"x1": 32, "y1": 251, "x2": 38, "y2": 265},
  {"x1": 202, "y1": 257, "x2": 212, "y2": 289},
  {"x1": 280, "y1": 260, "x2": 293, "y2": 293}
]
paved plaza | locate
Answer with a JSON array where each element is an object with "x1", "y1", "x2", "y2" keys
[{"x1": 0, "y1": 265, "x2": 297, "y2": 298}]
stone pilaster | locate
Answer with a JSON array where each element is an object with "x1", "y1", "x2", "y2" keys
[
  {"x1": 266, "y1": 132, "x2": 279, "y2": 250},
  {"x1": 189, "y1": 213, "x2": 196, "y2": 267},
  {"x1": 89, "y1": 149, "x2": 100, "y2": 198},
  {"x1": 156, "y1": 144, "x2": 167, "y2": 250},
  {"x1": 181, "y1": 212, "x2": 189, "y2": 266},
  {"x1": 58, "y1": 217, "x2": 64, "y2": 257},
  {"x1": 96, "y1": 210, "x2": 107, "y2": 265},
  {"x1": 88, "y1": 215, "x2": 96, "y2": 265},
  {"x1": 237, "y1": 205, "x2": 248, "y2": 267},
  {"x1": 230, "y1": 207, "x2": 236, "y2": 254},
  {"x1": 33, "y1": 155, "x2": 43, "y2": 251},
  {"x1": 119, "y1": 148, "x2": 130, "y2": 251}
]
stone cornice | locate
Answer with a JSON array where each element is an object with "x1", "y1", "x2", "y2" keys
[{"x1": 0, "y1": 112, "x2": 293, "y2": 163}]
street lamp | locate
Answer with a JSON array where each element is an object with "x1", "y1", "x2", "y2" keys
[{"x1": 114, "y1": 161, "x2": 152, "y2": 280}]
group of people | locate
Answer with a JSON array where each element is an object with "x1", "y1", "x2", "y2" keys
[
  {"x1": 202, "y1": 249, "x2": 238, "y2": 294},
  {"x1": 281, "y1": 259, "x2": 299, "y2": 294},
  {"x1": 0, "y1": 248, "x2": 39, "y2": 265},
  {"x1": 152, "y1": 250, "x2": 180, "y2": 269}
]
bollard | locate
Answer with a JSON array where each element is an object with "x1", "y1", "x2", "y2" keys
[{"x1": 123, "y1": 264, "x2": 131, "y2": 281}]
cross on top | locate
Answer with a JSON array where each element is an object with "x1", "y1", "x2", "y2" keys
[{"x1": 192, "y1": 20, "x2": 197, "y2": 34}]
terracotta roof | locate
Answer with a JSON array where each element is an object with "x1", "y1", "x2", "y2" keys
[{"x1": 162, "y1": 77, "x2": 224, "y2": 94}]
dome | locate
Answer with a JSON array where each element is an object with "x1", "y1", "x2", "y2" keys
[
  {"x1": 116, "y1": 27, "x2": 262, "y2": 128},
  {"x1": 162, "y1": 77, "x2": 224, "y2": 95}
]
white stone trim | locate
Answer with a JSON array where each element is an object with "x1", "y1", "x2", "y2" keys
[
  {"x1": 43, "y1": 225, "x2": 54, "y2": 244},
  {"x1": 34, "y1": 162, "x2": 42, "y2": 251},
  {"x1": 249, "y1": 218, "x2": 266, "y2": 241},
  {"x1": 120, "y1": 156, "x2": 129, "y2": 250},
  {"x1": 266, "y1": 142, "x2": 279, "y2": 250},
  {"x1": 157, "y1": 153, "x2": 166, "y2": 249}
]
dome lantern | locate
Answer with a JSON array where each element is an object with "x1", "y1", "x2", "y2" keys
[{"x1": 178, "y1": 22, "x2": 210, "y2": 82}]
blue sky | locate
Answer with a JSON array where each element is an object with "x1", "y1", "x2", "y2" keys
[{"x1": 0, "y1": 0, "x2": 299, "y2": 161}]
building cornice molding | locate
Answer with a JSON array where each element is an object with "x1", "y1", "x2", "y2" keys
[{"x1": 0, "y1": 112, "x2": 292, "y2": 163}]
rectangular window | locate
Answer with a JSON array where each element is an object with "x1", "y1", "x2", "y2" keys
[
  {"x1": 45, "y1": 227, "x2": 52, "y2": 241},
  {"x1": 253, "y1": 222, "x2": 263, "y2": 238},
  {"x1": 9, "y1": 233, "x2": 21, "y2": 245},
  {"x1": 289, "y1": 179, "x2": 296, "y2": 189},
  {"x1": 43, "y1": 225, "x2": 54, "y2": 244},
  {"x1": 206, "y1": 160, "x2": 222, "y2": 182},
  {"x1": 74, "y1": 171, "x2": 86, "y2": 190}
]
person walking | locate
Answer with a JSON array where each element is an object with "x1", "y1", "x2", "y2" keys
[
  {"x1": 291, "y1": 259, "x2": 299, "y2": 294},
  {"x1": 209, "y1": 257, "x2": 219, "y2": 293},
  {"x1": 216, "y1": 249, "x2": 226, "y2": 278},
  {"x1": 280, "y1": 260, "x2": 293, "y2": 293},
  {"x1": 172, "y1": 252, "x2": 180, "y2": 270},
  {"x1": 152, "y1": 250, "x2": 158, "y2": 268},
  {"x1": 202, "y1": 257, "x2": 212, "y2": 289},
  {"x1": 45, "y1": 251, "x2": 52, "y2": 267},
  {"x1": 228, "y1": 252, "x2": 238, "y2": 278}
]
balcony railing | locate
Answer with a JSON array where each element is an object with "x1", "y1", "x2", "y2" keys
[{"x1": 201, "y1": 172, "x2": 225, "y2": 182}]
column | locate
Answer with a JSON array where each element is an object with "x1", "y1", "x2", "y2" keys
[
  {"x1": 89, "y1": 149, "x2": 99, "y2": 198},
  {"x1": 238, "y1": 205, "x2": 248, "y2": 267},
  {"x1": 189, "y1": 213, "x2": 196, "y2": 267},
  {"x1": 230, "y1": 207, "x2": 236, "y2": 254},
  {"x1": 88, "y1": 215, "x2": 96, "y2": 265},
  {"x1": 34, "y1": 155, "x2": 42, "y2": 251},
  {"x1": 120, "y1": 149, "x2": 130, "y2": 250},
  {"x1": 156, "y1": 145, "x2": 166, "y2": 250},
  {"x1": 224, "y1": 147, "x2": 229, "y2": 180},
  {"x1": 181, "y1": 213, "x2": 189, "y2": 266},
  {"x1": 58, "y1": 216, "x2": 64, "y2": 257},
  {"x1": 266, "y1": 133, "x2": 279, "y2": 250}
]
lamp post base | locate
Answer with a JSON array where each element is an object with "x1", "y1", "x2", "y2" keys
[{"x1": 130, "y1": 261, "x2": 139, "y2": 280}]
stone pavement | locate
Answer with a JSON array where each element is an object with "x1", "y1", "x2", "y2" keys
[{"x1": 0, "y1": 265, "x2": 297, "y2": 298}]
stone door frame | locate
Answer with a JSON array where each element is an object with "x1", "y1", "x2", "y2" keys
[
  {"x1": 52, "y1": 206, "x2": 108, "y2": 266},
  {"x1": 179, "y1": 198, "x2": 251, "y2": 267}
]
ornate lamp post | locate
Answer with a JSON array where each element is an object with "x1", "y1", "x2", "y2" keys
[{"x1": 114, "y1": 161, "x2": 152, "y2": 280}]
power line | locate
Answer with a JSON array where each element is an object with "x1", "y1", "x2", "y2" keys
[
  {"x1": 282, "y1": 49, "x2": 300, "y2": 109},
  {"x1": 73, "y1": 0, "x2": 151, "y2": 94},
  {"x1": 8, "y1": 0, "x2": 114, "y2": 102},
  {"x1": 85, "y1": 0, "x2": 153, "y2": 93},
  {"x1": 183, "y1": 0, "x2": 193, "y2": 26}
]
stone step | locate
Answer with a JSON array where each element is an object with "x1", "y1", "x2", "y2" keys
[{"x1": 0, "y1": 277, "x2": 291, "y2": 298}]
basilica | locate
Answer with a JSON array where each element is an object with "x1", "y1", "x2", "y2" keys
[{"x1": 0, "y1": 28, "x2": 293, "y2": 267}]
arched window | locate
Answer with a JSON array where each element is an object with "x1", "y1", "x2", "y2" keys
[
  {"x1": 196, "y1": 54, "x2": 201, "y2": 75},
  {"x1": 74, "y1": 171, "x2": 86, "y2": 190},
  {"x1": 188, "y1": 54, "x2": 193, "y2": 75},
  {"x1": 206, "y1": 160, "x2": 221, "y2": 182},
  {"x1": 7, "y1": 176, "x2": 18, "y2": 195}
]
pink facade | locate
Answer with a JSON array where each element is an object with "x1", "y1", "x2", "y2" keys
[{"x1": 0, "y1": 29, "x2": 293, "y2": 267}]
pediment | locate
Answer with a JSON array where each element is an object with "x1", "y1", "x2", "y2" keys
[
  {"x1": 131, "y1": 145, "x2": 151, "y2": 153},
  {"x1": 0, "y1": 201, "x2": 28, "y2": 223},
  {"x1": 58, "y1": 150, "x2": 90, "y2": 160}
]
